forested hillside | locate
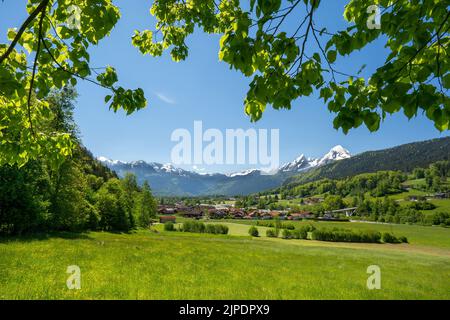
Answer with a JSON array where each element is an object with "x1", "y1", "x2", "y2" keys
[
  {"x1": 284, "y1": 137, "x2": 450, "y2": 187},
  {"x1": 252, "y1": 160, "x2": 450, "y2": 227},
  {"x1": 0, "y1": 88, "x2": 157, "y2": 235}
]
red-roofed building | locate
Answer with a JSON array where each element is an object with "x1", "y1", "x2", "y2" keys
[{"x1": 159, "y1": 216, "x2": 176, "y2": 223}]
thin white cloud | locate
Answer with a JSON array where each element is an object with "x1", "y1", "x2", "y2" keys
[{"x1": 155, "y1": 92, "x2": 176, "y2": 104}]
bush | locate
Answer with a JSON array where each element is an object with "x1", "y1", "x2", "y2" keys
[
  {"x1": 255, "y1": 221, "x2": 295, "y2": 230},
  {"x1": 213, "y1": 224, "x2": 229, "y2": 235},
  {"x1": 382, "y1": 232, "x2": 400, "y2": 243},
  {"x1": 303, "y1": 224, "x2": 316, "y2": 232},
  {"x1": 182, "y1": 220, "x2": 205, "y2": 233},
  {"x1": 281, "y1": 229, "x2": 292, "y2": 239},
  {"x1": 408, "y1": 201, "x2": 436, "y2": 211},
  {"x1": 295, "y1": 227, "x2": 309, "y2": 239},
  {"x1": 249, "y1": 226, "x2": 259, "y2": 237},
  {"x1": 268, "y1": 225, "x2": 313, "y2": 240},
  {"x1": 430, "y1": 212, "x2": 450, "y2": 226},
  {"x1": 285, "y1": 224, "x2": 295, "y2": 230},
  {"x1": 310, "y1": 228, "x2": 381, "y2": 243},
  {"x1": 181, "y1": 221, "x2": 229, "y2": 235},
  {"x1": 256, "y1": 221, "x2": 272, "y2": 227},
  {"x1": 164, "y1": 222, "x2": 175, "y2": 231},
  {"x1": 398, "y1": 236, "x2": 408, "y2": 243},
  {"x1": 205, "y1": 224, "x2": 216, "y2": 234},
  {"x1": 292, "y1": 228, "x2": 308, "y2": 239}
]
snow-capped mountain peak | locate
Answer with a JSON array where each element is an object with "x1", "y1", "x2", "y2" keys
[
  {"x1": 160, "y1": 163, "x2": 186, "y2": 174},
  {"x1": 317, "y1": 145, "x2": 351, "y2": 166},
  {"x1": 226, "y1": 168, "x2": 260, "y2": 177},
  {"x1": 278, "y1": 145, "x2": 351, "y2": 173},
  {"x1": 97, "y1": 156, "x2": 126, "y2": 165},
  {"x1": 279, "y1": 154, "x2": 313, "y2": 172},
  {"x1": 97, "y1": 145, "x2": 351, "y2": 186}
]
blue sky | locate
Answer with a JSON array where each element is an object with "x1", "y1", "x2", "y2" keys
[{"x1": 1, "y1": 0, "x2": 448, "y2": 173}]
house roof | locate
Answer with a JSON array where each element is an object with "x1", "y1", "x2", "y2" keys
[{"x1": 160, "y1": 215, "x2": 176, "y2": 219}]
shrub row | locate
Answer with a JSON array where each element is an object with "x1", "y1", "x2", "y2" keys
[
  {"x1": 307, "y1": 228, "x2": 408, "y2": 244},
  {"x1": 381, "y1": 232, "x2": 408, "y2": 243},
  {"x1": 281, "y1": 229, "x2": 307, "y2": 239},
  {"x1": 281, "y1": 224, "x2": 316, "y2": 239},
  {"x1": 310, "y1": 228, "x2": 382, "y2": 243},
  {"x1": 255, "y1": 221, "x2": 295, "y2": 229},
  {"x1": 177, "y1": 221, "x2": 229, "y2": 235}
]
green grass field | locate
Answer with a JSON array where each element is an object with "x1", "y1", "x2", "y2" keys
[
  {"x1": 1, "y1": 221, "x2": 449, "y2": 299},
  {"x1": 212, "y1": 219, "x2": 450, "y2": 249}
]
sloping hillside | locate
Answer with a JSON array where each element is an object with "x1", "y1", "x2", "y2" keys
[{"x1": 283, "y1": 136, "x2": 450, "y2": 187}]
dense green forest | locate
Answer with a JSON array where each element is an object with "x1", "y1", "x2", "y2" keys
[{"x1": 0, "y1": 88, "x2": 157, "y2": 236}]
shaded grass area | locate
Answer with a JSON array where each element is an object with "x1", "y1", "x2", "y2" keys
[{"x1": 0, "y1": 229, "x2": 449, "y2": 299}]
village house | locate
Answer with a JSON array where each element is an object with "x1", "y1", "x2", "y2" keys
[
  {"x1": 159, "y1": 216, "x2": 176, "y2": 223},
  {"x1": 247, "y1": 211, "x2": 259, "y2": 220},
  {"x1": 208, "y1": 208, "x2": 229, "y2": 219},
  {"x1": 408, "y1": 195, "x2": 426, "y2": 202},
  {"x1": 321, "y1": 213, "x2": 334, "y2": 220},
  {"x1": 214, "y1": 204, "x2": 233, "y2": 210},
  {"x1": 270, "y1": 211, "x2": 280, "y2": 219},
  {"x1": 181, "y1": 208, "x2": 204, "y2": 219},
  {"x1": 157, "y1": 205, "x2": 177, "y2": 215},
  {"x1": 199, "y1": 204, "x2": 215, "y2": 210},
  {"x1": 289, "y1": 211, "x2": 314, "y2": 220},
  {"x1": 259, "y1": 210, "x2": 272, "y2": 220},
  {"x1": 269, "y1": 211, "x2": 288, "y2": 220},
  {"x1": 326, "y1": 207, "x2": 358, "y2": 217},
  {"x1": 303, "y1": 197, "x2": 323, "y2": 205},
  {"x1": 230, "y1": 209, "x2": 245, "y2": 219},
  {"x1": 432, "y1": 192, "x2": 450, "y2": 199}
]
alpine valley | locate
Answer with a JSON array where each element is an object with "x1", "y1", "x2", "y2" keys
[
  {"x1": 98, "y1": 145, "x2": 351, "y2": 196},
  {"x1": 98, "y1": 137, "x2": 450, "y2": 196}
]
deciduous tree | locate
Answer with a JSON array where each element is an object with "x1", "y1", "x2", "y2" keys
[{"x1": 1, "y1": 0, "x2": 448, "y2": 167}]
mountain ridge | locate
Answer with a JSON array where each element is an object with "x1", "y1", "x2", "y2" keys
[
  {"x1": 283, "y1": 136, "x2": 450, "y2": 188},
  {"x1": 98, "y1": 145, "x2": 350, "y2": 196},
  {"x1": 98, "y1": 137, "x2": 450, "y2": 196}
]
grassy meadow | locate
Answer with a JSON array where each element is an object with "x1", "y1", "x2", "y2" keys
[
  {"x1": 1, "y1": 220, "x2": 449, "y2": 300},
  {"x1": 210, "y1": 219, "x2": 450, "y2": 249}
]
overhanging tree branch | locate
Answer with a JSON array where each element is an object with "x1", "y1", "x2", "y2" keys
[
  {"x1": 390, "y1": 11, "x2": 450, "y2": 81},
  {"x1": 269, "y1": 0, "x2": 302, "y2": 36},
  {"x1": 286, "y1": 3, "x2": 315, "y2": 76},
  {"x1": 40, "y1": 35, "x2": 115, "y2": 92},
  {"x1": 27, "y1": 1, "x2": 49, "y2": 136},
  {"x1": 311, "y1": 22, "x2": 336, "y2": 82},
  {"x1": 0, "y1": 0, "x2": 50, "y2": 65}
]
